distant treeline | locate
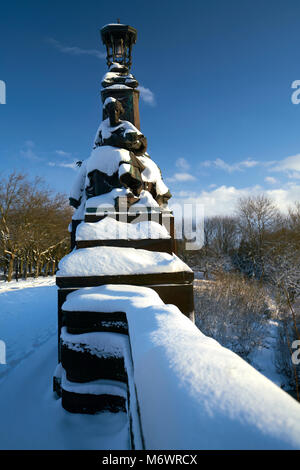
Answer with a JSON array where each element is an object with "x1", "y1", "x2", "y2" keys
[
  {"x1": 0, "y1": 172, "x2": 72, "y2": 282},
  {"x1": 178, "y1": 194, "x2": 300, "y2": 288},
  {"x1": 178, "y1": 195, "x2": 300, "y2": 400}
]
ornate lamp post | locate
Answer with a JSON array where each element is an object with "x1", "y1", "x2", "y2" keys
[
  {"x1": 100, "y1": 22, "x2": 137, "y2": 70},
  {"x1": 100, "y1": 21, "x2": 140, "y2": 129}
]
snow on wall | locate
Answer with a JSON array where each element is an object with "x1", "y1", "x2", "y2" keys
[
  {"x1": 61, "y1": 327, "x2": 126, "y2": 358},
  {"x1": 57, "y1": 247, "x2": 191, "y2": 277},
  {"x1": 76, "y1": 218, "x2": 171, "y2": 241},
  {"x1": 62, "y1": 285, "x2": 164, "y2": 313},
  {"x1": 131, "y1": 306, "x2": 300, "y2": 450},
  {"x1": 62, "y1": 285, "x2": 300, "y2": 450},
  {"x1": 62, "y1": 369, "x2": 128, "y2": 397}
]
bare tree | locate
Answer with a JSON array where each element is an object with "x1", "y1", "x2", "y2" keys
[
  {"x1": 204, "y1": 215, "x2": 238, "y2": 254},
  {"x1": 0, "y1": 172, "x2": 72, "y2": 281},
  {"x1": 264, "y1": 203, "x2": 300, "y2": 400},
  {"x1": 235, "y1": 194, "x2": 282, "y2": 279}
]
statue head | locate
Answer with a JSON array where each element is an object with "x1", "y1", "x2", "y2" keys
[{"x1": 103, "y1": 97, "x2": 125, "y2": 127}]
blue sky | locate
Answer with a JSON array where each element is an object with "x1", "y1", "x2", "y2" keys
[{"x1": 0, "y1": 0, "x2": 300, "y2": 216}]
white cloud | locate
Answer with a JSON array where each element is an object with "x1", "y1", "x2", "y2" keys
[
  {"x1": 20, "y1": 141, "x2": 43, "y2": 161},
  {"x1": 242, "y1": 160, "x2": 259, "y2": 168},
  {"x1": 48, "y1": 161, "x2": 77, "y2": 170},
  {"x1": 201, "y1": 158, "x2": 259, "y2": 173},
  {"x1": 201, "y1": 160, "x2": 212, "y2": 168},
  {"x1": 47, "y1": 38, "x2": 106, "y2": 60},
  {"x1": 264, "y1": 176, "x2": 278, "y2": 184},
  {"x1": 176, "y1": 190, "x2": 198, "y2": 197},
  {"x1": 170, "y1": 183, "x2": 300, "y2": 217},
  {"x1": 176, "y1": 158, "x2": 190, "y2": 171},
  {"x1": 56, "y1": 150, "x2": 72, "y2": 158},
  {"x1": 266, "y1": 154, "x2": 300, "y2": 181},
  {"x1": 265, "y1": 184, "x2": 300, "y2": 212},
  {"x1": 167, "y1": 173, "x2": 196, "y2": 182},
  {"x1": 138, "y1": 86, "x2": 156, "y2": 106},
  {"x1": 286, "y1": 172, "x2": 300, "y2": 179},
  {"x1": 271, "y1": 154, "x2": 300, "y2": 174}
]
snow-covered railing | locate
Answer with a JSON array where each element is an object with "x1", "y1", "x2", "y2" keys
[{"x1": 60, "y1": 284, "x2": 300, "y2": 450}]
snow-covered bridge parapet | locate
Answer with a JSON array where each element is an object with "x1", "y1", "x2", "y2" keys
[
  {"x1": 55, "y1": 284, "x2": 300, "y2": 450},
  {"x1": 129, "y1": 298, "x2": 300, "y2": 450}
]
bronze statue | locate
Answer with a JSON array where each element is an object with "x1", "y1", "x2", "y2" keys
[
  {"x1": 95, "y1": 98, "x2": 147, "y2": 156},
  {"x1": 70, "y1": 97, "x2": 171, "y2": 216},
  {"x1": 86, "y1": 97, "x2": 147, "y2": 200}
]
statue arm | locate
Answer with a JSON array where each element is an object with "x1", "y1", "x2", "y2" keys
[
  {"x1": 102, "y1": 130, "x2": 147, "y2": 156},
  {"x1": 104, "y1": 131, "x2": 126, "y2": 148},
  {"x1": 124, "y1": 132, "x2": 147, "y2": 156}
]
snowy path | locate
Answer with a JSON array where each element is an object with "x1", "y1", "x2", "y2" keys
[
  {"x1": 0, "y1": 278, "x2": 57, "y2": 382},
  {"x1": 0, "y1": 279, "x2": 130, "y2": 450}
]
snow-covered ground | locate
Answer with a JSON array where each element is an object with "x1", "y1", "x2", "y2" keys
[
  {"x1": 0, "y1": 277, "x2": 57, "y2": 382},
  {"x1": 0, "y1": 278, "x2": 130, "y2": 450},
  {"x1": 0, "y1": 278, "x2": 299, "y2": 450},
  {"x1": 249, "y1": 320, "x2": 286, "y2": 388}
]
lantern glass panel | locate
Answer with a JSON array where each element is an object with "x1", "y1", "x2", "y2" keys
[{"x1": 114, "y1": 38, "x2": 124, "y2": 58}]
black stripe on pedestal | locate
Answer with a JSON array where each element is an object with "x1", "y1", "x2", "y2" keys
[
  {"x1": 76, "y1": 238, "x2": 174, "y2": 254},
  {"x1": 63, "y1": 310, "x2": 128, "y2": 334},
  {"x1": 56, "y1": 270, "x2": 194, "y2": 289},
  {"x1": 61, "y1": 390, "x2": 126, "y2": 414},
  {"x1": 61, "y1": 344, "x2": 127, "y2": 383}
]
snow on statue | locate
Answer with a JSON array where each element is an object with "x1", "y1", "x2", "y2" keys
[{"x1": 69, "y1": 96, "x2": 171, "y2": 223}]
